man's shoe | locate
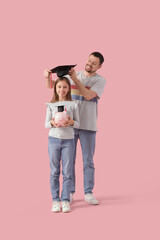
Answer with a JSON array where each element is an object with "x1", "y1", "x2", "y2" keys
[
  {"x1": 62, "y1": 201, "x2": 71, "y2": 213},
  {"x1": 51, "y1": 201, "x2": 61, "y2": 212},
  {"x1": 70, "y1": 193, "x2": 74, "y2": 203},
  {"x1": 85, "y1": 194, "x2": 99, "y2": 205}
]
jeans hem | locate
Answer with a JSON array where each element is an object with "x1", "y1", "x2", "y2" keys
[{"x1": 84, "y1": 191, "x2": 93, "y2": 194}]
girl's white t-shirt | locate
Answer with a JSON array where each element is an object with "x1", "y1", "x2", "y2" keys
[{"x1": 45, "y1": 101, "x2": 79, "y2": 139}]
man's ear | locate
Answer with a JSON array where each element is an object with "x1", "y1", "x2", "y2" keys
[{"x1": 98, "y1": 65, "x2": 102, "y2": 70}]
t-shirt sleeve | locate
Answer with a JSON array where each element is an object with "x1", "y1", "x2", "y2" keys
[{"x1": 90, "y1": 77, "x2": 106, "y2": 99}]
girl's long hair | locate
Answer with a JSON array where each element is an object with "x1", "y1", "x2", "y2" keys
[{"x1": 50, "y1": 77, "x2": 72, "y2": 103}]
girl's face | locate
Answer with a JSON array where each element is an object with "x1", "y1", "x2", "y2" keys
[{"x1": 56, "y1": 80, "x2": 70, "y2": 100}]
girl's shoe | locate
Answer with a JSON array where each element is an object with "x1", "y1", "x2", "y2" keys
[
  {"x1": 51, "y1": 201, "x2": 61, "y2": 212},
  {"x1": 62, "y1": 201, "x2": 71, "y2": 213}
]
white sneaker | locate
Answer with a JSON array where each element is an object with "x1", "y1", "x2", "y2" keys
[
  {"x1": 51, "y1": 201, "x2": 61, "y2": 212},
  {"x1": 85, "y1": 194, "x2": 99, "y2": 205},
  {"x1": 70, "y1": 193, "x2": 74, "y2": 203},
  {"x1": 62, "y1": 201, "x2": 71, "y2": 213}
]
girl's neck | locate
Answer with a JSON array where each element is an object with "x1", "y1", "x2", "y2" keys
[{"x1": 58, "y1": 97, "x2": 66, "y2": 102}]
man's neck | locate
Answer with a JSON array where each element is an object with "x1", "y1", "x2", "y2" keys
[{"x1": 83, "y1": 70, "x2": 96, "y2": 78}]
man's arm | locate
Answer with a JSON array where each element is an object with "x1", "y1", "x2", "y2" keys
[
  {"x1": 44, "y1": 70, "x2": 55, "y2": 89},
  {"x1": 68, "y1": 69, "x2": 97, "y2": 101}
]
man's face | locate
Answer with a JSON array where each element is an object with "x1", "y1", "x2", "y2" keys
[{"x1": 85, "y1": 55, "x2": 102, "y2": 73}]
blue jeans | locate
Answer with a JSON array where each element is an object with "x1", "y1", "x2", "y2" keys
[
  {"x1": 71, "y1": 129, "x2": 96, "y2": 194},
  {"x1": 48, "y1": 136, "x2": 74, "y2": 202}
]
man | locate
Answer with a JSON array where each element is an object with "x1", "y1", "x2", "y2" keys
[{"x1": 44, "y1": 52, "x2": 106, "y2": 205}]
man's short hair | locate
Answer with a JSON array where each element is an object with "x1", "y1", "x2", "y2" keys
[{"x1": 90, "y1": 52, "x2": 104, "y2": 65}]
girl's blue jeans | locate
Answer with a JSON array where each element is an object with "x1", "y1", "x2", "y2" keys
[{"x1": 48, "y1": 136, "x2": 74, "y2": 202}]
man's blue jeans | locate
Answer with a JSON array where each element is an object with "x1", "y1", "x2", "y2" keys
[
  {"x1": 71, "y1": 129, "x2": 96, "y2": 194},
  {"x1": 48, "y1": 136, "x2": 74, "y2": 202}
]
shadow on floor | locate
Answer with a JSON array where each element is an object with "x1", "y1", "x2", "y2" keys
[{"x1": 71, "y1": 194, "x2": 136, "y2": 211}]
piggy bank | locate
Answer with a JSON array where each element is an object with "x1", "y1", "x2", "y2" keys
[{"x1": 54, "y1": 106, "x2": 68, "y2": 126}]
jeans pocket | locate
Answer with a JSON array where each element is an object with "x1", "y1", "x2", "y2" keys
[{"x1": 48, "y1": 136, "x2": 55, "y2": 143}]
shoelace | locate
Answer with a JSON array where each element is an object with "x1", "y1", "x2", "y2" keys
[
  {"x1": 53, "y1": 202, "x2": 60, "y2": 207},
  {"x1": 62, "y1": 202, "x2": 69, "y2": 208},
  {"x1": 86, "y1": 194, "x2": 95, "y2": 200}
]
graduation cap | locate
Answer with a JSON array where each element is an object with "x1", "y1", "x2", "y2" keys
[
  {"x1": 57, "y1": 106, "x2": 64, "y2": 112},
  {"x1": 50, "y1": 64, "x2": 76, "y2": 77}
]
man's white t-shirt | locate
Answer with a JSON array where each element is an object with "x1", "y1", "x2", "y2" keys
[{"x1": 68, "y1": 71, "x2": 106, "y2": 131}]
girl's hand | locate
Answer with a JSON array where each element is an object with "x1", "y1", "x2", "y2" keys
[
  {"x1": 62, "y1": 116, "x2": 74, "y2": 127},
  {"x1": 50, "y1": 118, "x2": 59, "y2": 127},
  {"x1": 44, "y1": 69, "x2": 51, "y2": 78}
]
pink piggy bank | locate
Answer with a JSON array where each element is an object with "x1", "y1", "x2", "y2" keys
[{"x1": 54, "y1": 108, "x2": 69, "y2": 126}]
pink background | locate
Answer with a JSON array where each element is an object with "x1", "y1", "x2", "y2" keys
[{"x1": 1, "y1": 0, "x2": 160, "y2": 239}]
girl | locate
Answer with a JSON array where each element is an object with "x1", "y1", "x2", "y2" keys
[{"x1": 45, "y1": 77, "x2": 79, "y2": 213}]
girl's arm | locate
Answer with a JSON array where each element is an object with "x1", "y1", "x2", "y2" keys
[
  {"x1": 45, "y1": 106, "x2": 53, "y2": 128},
  {"x1": 45, "y1": 106, "x2": 58, "y2": 128},
  {"x1": 62, "y1": 104, "x2": 79, "y2": 128}
]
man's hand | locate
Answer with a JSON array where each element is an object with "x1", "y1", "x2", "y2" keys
[
  {"x1": 68, "y1": 68, "x2": 77, "y2": 80},
  {"x1": 45, "y1": 69, "x2": 55, "y2": 89},
  {"x1": 44, "y1": 69, "x2": 51, "y2": 78}
]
